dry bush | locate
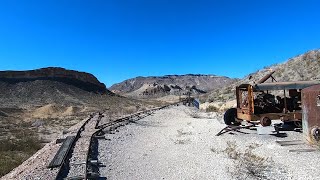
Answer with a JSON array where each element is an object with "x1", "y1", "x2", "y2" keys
[
  {"x1": 177, "y1": 129, "x2": 192, "y2": 137},
  {"x1": 122, "y1": 106, "x2": 137, "y2": 115},
  {"x1": 206, "y1": 105, "x2": 219, "y2": 112},
  {"x1": 223, "y1": 141, "x2": 276, "y2": 180},
  {"x1": 139, "y1": 106, "x2": 147, "y2": 111},
  {"x1": 174, "y1": 139, "x2": 191, "y2": 145},
  {"x1": 189, "y1": 110, "x2": 201, "y2": 118},
  {"x1": 0, "y1": 132, "x2": 42, "y2": 177}
]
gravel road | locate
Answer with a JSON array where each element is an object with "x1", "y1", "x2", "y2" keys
[{"x1": 98, "y1": 105, "x2": 320, "y2": 180}]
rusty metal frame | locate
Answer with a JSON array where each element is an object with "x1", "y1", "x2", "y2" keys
[
  {"x1": 237, "y1": 111, "x2": 301, "y2": 121},
  {"x1": 235, "y1": 83, "x2": 305, "y2": 123}
]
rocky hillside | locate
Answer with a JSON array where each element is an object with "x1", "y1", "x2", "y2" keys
[
  {"x1": 0, "y1": 67, "x2": 108, "y2": 94},
  {"x1": 204, "y1": 49, "x2": 320, "y2": 103},
  {"x1": 0, "y1": 67, "x2": 155, "y2": 177},
  {"x1": 110, "y1": 74, "x2": 237, "y2": 98},
  {"x1": 0, "y1": 67, "x2": 155, "y2": 141}
]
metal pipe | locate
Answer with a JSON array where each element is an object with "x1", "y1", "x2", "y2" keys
[
  {"x1": 284, "y1": 89, "x2": 287, "y2": 113},
  {"x1": 257, "y1": 70, "x2": 275, "y2": 84}
]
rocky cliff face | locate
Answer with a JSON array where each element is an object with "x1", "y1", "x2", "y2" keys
[
  {"x1": 110, "y1": 74, "x2": 237, "y2": 98},
  {"x1": 0, "y1": 67, "x2": 108, "y2": 94}
]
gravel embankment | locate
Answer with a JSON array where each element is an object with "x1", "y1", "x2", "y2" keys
[
  {"x1": 1, "y1": 115, "x2": 93, "y2": 180},
  {"x1": 97, "y1": 106, "x2": 320, "y2": 180},
  {"x1": 65, "y1": 115, "x2": 98, "y2": 178}
]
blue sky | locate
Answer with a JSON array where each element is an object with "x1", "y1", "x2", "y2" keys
[{"x1": 0, "y1": 0, "x2": 319, "y2": 87}]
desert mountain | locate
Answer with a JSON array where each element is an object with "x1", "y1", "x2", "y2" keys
[
  {"x1": 110, "y1": 74, "x2": 237, "y2": 99},
  {"x1": 0, "y1": 67, "x2": 116, "y2": 108},
  {"x1": 204, "y1": 49, "x2": 320, "y2": 103},
  {"x1": 0, "y1": 67, "x2": 108, "y2": 94}
]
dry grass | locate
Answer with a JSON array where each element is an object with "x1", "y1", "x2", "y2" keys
[
  {"x1": 174, "y1": 139, "x2": 191, "y2": 145},
  {"x1": 188, "y1": 110, "x2": 201, "y2": 118},
  {"x1": 210, "y1": 141, "x2": 280, "y2": 180},
  {"x1": 223, "y1": 141, "x2": 272, "y2": 180},
  {"x1": 176, "y1": 129, "x2": 192, "y2": 137},
  {"x1": 206, "y1": 105, "x2": 219, "y2": 112},
  {"x1": 0, "y1": 131, "x2": 42, "y2": 177}
]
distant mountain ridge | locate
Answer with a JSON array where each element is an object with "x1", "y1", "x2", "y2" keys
[{"x1": 110, "y1": 74, "x2": 237, "y2": 98}]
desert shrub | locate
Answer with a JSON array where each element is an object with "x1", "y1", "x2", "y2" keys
[
  {"x1": 206, "y1": 105, "x2": 219, "y2": 112},
  {"x1": 0, "y1": 133, "x2": 42, "y2": 177},
  {"x1": 138, "y1": 106, "x2": 147, "y2": 111},
  {"x1": 122, "y1": 106, "x2": 138, "y2": 115},
  {"x1": 222, "y1": 141, "x2": 276, "y2": 180},
  {"x1": 174, "y1": 139, "x2": 191, "y2": 145},
  {"x1": 188, "y1": 110, "x2": 201, "y2": 118},
  {"x1": 177, "y1": 129, "x2": 192, "y2": 137}
]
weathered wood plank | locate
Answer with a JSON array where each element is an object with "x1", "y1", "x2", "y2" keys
[
  {"x1": 48, "y1": 136, "x2": 76, "y2": 168},
  {"x1": 275, "y1": 140, "x2": 304, "y2": 146},
  {"x1": 289, "y1": 149, "x2": 317, "y2": 152}
]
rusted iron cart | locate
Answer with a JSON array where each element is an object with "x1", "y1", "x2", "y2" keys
[{"x1": 224, "y1": 81, "x2": 320, "y2": 126}]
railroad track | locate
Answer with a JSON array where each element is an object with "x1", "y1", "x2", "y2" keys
[
  {"x1": 51, "y1": 102, "x2": 180, "y2": 180},
  {"x1": 52, "y1": 113, "x2": 98, "y2": 180}
]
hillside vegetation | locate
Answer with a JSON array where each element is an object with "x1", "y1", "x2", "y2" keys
[{"x1": 203, "y1": 49, "x2": 320, "y2": 104}]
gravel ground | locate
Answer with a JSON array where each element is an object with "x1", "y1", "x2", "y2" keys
[
  {"x1": 3, "y1": 106, "x2": 320, "y2": 180},
  {"x1": 97, "y1": 105, "x2": 320, "y2": 180}
]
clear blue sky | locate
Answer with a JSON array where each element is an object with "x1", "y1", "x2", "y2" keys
[{"x1": 0, "y1": 0, "x2": 319, "y2": 87}]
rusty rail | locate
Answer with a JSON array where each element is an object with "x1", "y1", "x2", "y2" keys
[
  {"x1": 85, "y1": 102, "x2": 181, "y2": 179},
  {"x1": 53, "y1": 101, "x2": 181, "y2": 180},
  {"x1": 54, "y1": 114, "x2": 94, "y2": 180}
]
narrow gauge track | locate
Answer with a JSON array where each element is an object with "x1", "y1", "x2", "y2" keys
[
  {"x1": 53, "y1": 102, "x2": 180, "y2": 180},
  {"x1": 54, "y1": 113, "x2": 98, "y2": 180}
]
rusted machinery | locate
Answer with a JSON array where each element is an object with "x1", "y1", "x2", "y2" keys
[
  {"x1": 224, "y1": 71, "x2": 320, "y2": 126},
  {"x1": 302, "y1": 84, "x2": 320, "y2": 145}
]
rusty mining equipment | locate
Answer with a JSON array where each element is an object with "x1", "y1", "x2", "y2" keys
[
  {"x1": 302, "y1": 84, "x2": 320, "y2": 145},
  {"x1": 224, "y1": 70, "x2": 320, "y2": 127}
]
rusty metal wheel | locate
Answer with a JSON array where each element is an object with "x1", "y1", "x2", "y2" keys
[
  {"x1": 260, "y1": 116, "x2": 271, "y2": 126},
  {"x1": 224, "y1": 108, "x2": 237, "y2": 125},
  {"x1": 311, "y1": 127, "x2": 320, "y2": 142}
]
